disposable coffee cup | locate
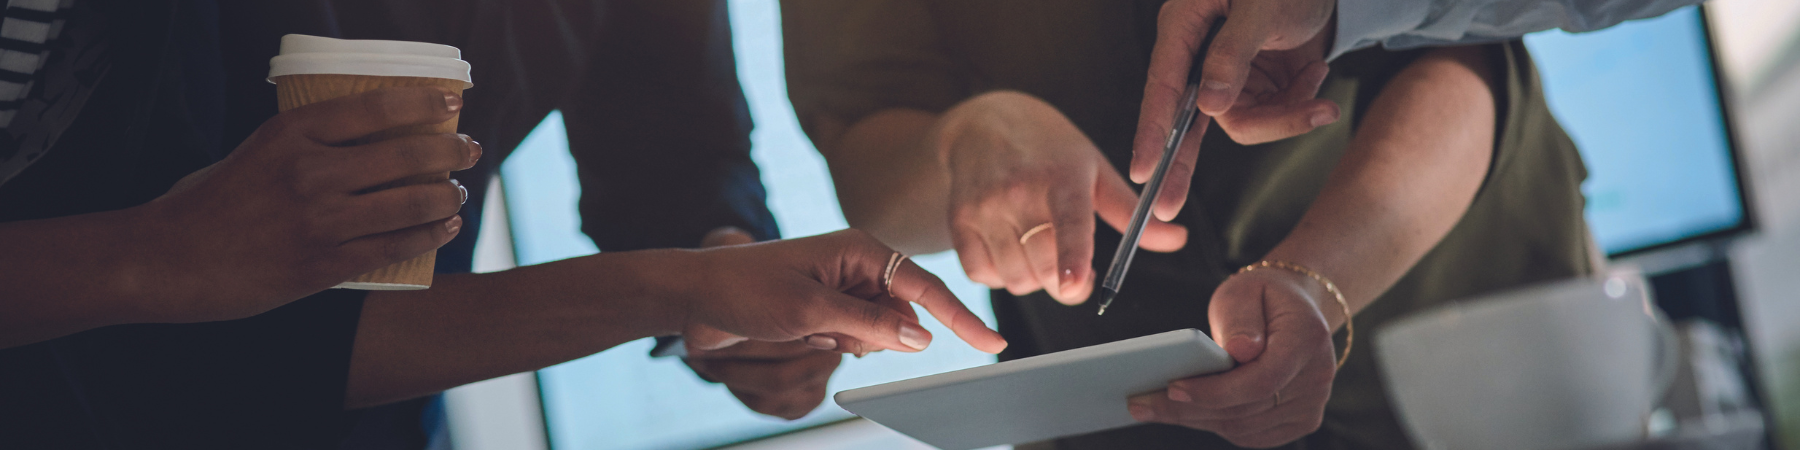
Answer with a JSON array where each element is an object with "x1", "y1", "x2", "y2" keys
[{"x1": 268, "y1": 34, "x2": 473, "y2": 290}]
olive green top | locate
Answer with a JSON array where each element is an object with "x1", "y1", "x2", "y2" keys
[{"x1": 783, "y1": 1, "x2": 1595, "y2": 448}]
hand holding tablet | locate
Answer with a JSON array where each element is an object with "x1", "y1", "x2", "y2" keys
[{"x1": 835, "y1": 329, "x2": 1234, "y2": 450}]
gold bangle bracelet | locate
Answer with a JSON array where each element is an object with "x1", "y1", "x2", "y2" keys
[{"x1": 1238, "y1": 260, "x2": 1354, "y2": 369}]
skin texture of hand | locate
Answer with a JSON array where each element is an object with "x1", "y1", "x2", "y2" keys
[
  {"x1": 0, "y1": 86, "x2": 477, "y2": 349},
  {"x1": 936, "y1": 91, "x2": 1187, "y2": 304},
  {"x1": 347, "y1": 229, "x2": 1006, "y2": 408},
  {"x1": 674, "y1": 229, "x2": 1008, "y2": 355},
  {"x1": 683, "y1": 226, "x2": 848, "y2": 420},
  {"x1": 1126, "y1": 269, "x2": 1338, "y2": 448},
  {"x1": 1132, "y1": 0, "x2": 1339, "y2": 221},
  {"x1": 142, "y1": 86, "x2": 477, "y2": 322},
  {"x1": 685, "y1": 340, "x2": 843, "y2": 420}
]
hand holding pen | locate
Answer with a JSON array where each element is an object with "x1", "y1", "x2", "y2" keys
[{"x1": 1097, "y1": 20, "x2": 1227, "y2": 315}]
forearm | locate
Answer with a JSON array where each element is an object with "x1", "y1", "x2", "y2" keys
[
  {"x1": 345, "y1": 250, "x2": 689, "y2": 408},
  {"x1": 818, "y1": 108, "x2": 955, "y2": 255},
  {"x1": 1260, "y1": 47, "x2": 1496, "y2": 329},
  {"x1": 0, "y1": 207, "x2": 164, "y2": 348}
]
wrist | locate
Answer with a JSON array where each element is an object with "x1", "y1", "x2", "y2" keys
[
  {"x1": 631, "y1": 248, "x2": 707, "y2": 336},
  {"x1": 1239, "y1": 259, "x2": 1343, "y2": 329},
  {"x1": 94, "y1": 204, "x2": 180, "y2": 325}
]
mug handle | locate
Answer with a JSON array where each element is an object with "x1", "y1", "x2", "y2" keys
[
  {"x1": 1610, "y1": 271, "x2": 1682, "y2": 403},
  {"x1": 1646, "y1": 308, "x2": 1682, "y2": 404}
]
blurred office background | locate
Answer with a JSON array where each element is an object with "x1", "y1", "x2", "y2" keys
[{"x1": 443, "y1": 0, "x2": 1800, "y2": 448}]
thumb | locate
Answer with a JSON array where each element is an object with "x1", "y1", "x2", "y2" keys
[
  {"x1": 1196, "y1": 13, "x2": 1270, "y2": 116},
  {"x1": 1208, "y1": 278, "x2": 1267, "y2": 364},
  {"x1": 685, "y1": 324, "x2": 749, "y2": 351}
]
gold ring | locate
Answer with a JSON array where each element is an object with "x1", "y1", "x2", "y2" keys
[
  {"x1": 1274, "y1": 391, "x2": 1283, "y2": 407},
  {"x1": 1018, "y1": 223, "x2": 1054, "y2": 245},
  {"x1": 882, "y1": 252, "x2": 907, "y2": 296}
]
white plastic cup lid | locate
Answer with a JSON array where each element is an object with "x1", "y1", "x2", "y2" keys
[{"x1": 268, "y1": 34, "x2": 472, "y2": 88}]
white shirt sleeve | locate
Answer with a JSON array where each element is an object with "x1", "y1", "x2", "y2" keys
[{"x1": 1328, "y1": 0, "x2": 1706, "y2": 59}]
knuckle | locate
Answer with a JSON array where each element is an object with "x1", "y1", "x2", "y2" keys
[
  {"x1": 1241, "y1": 378, "x2": 1283, "y2": 399},
  {"x1": 860, "y1": 304, "x2": 894, "y2": 331},
  {"x1": 391, "y1": 138, "x2": 435, "y2": 172},
  {"x1": 406, "y1": 187, "x2": 456, "y2": 221},
  {"x1": 359, "y1": 89, "x2": 413, "y2": 122},
  {"x1": 380, "y1": 234, "x2": 413, "y2": 262}
]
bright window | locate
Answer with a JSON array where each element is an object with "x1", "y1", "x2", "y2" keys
[{"x1": 497, "y1": 1, "x2": 999, "y2": 448}]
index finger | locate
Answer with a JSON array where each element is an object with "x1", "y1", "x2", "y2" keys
[
  {"x1": 284, "y1": 86, "x2": 462, "y2": 145},
  {"x1": 888, "y1": 260, "x2": 1009, "y2": 354},
  {"x1": 1047, "y1": 173, "x2": 1098, "y2": 304}
]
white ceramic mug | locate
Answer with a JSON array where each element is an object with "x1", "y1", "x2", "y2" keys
[{"x1": 1376, "y1": 271, "x2": 1680, "y2": 450}]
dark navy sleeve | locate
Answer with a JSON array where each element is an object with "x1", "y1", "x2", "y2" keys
[
  {"x1": 561, "y1": 0, "x2": 780, "y2": 252},
  {"x1": 0, "y1": 290, "x2": 369, "y2": 449}
]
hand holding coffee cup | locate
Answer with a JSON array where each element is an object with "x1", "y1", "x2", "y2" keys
[
  {"x1": 136, "y1": 60, "x2": 474, "y2": 323},
  {"x1": 268, "y1": 34, "x2": 476, "y2": 290}
]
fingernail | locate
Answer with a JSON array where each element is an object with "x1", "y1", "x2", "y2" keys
[
  {"x1": 1310, "y1": 111, "x2": 1335, "y2": 128},
  {"x1": 461, "y1": 134, "x2": 483, "y2": 166},
  {"x1": 803, "y1": 335, "x2": 838, "y2": 350},
  {"x1": 1198, "y1": 79, "x2": 1233, "y2": 113},
  {"x1": 1128, "y1": 404, "x2": 1155, "y2": 421},
  {"x1": 444, "y1": 92, "x2": 463, "y2": 113},
  {"x1": 899, "y1": 324, "x2": 930, "y2": 350},
  {"x1": 1168, "y1": 388, "x2": 1191, "y2": 403},
  {"x1": 445, "y1": 215, "x2": 463, "y2": 235},
  {"x1": 1059, "y1": 268, "x2": 1078, "y2": 295}
]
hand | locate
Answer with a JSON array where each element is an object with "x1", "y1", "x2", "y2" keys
[
  {"x1": 1131, "y1": 0, "x2": 1339, "y2": 221},
  {"x1": 682, "y1": 226, "x2": 848, "y2": 420},
  {"x1": 140, "y1": 86, "x2": 479, "y2": 323},
  {"x1": 1125, "y1": 267, "x2": 1338, "y2": 448},
  {"x1": 684, "y1": 340, "x2": 843, "y2": 420},
  {"x1": 934, "y1": 91, "x2": 1187, "y2": 305},
  {"x1": 671, "y1": 229, "x2": 1009, "y2": 355}
]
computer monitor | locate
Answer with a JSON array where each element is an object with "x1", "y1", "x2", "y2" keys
[{"x1": 1523, "y1": 5, "x2": 1754, "y2": 256}]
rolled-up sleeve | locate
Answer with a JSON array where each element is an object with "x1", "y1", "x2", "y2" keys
[{"x1": 1331, "y1": 0, "x2": 1705, "y2": 60}]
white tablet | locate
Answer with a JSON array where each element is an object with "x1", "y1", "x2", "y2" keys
[{"x1": 835, "y1": 328, "x2": 1234, "y2": 450}]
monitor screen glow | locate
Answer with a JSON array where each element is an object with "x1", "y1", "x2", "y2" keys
[{"x1": 1523, "y1": 5, "x2": 1750, "y2": 255}]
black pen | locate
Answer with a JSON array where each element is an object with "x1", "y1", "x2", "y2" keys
[{"x1": 1097, "y1": 20, "x2": 1225, "y2": 315}]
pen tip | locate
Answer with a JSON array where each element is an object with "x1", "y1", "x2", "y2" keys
[{"x1": 1095, "y1": 288, "x2": 1117, "y2": 316}]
